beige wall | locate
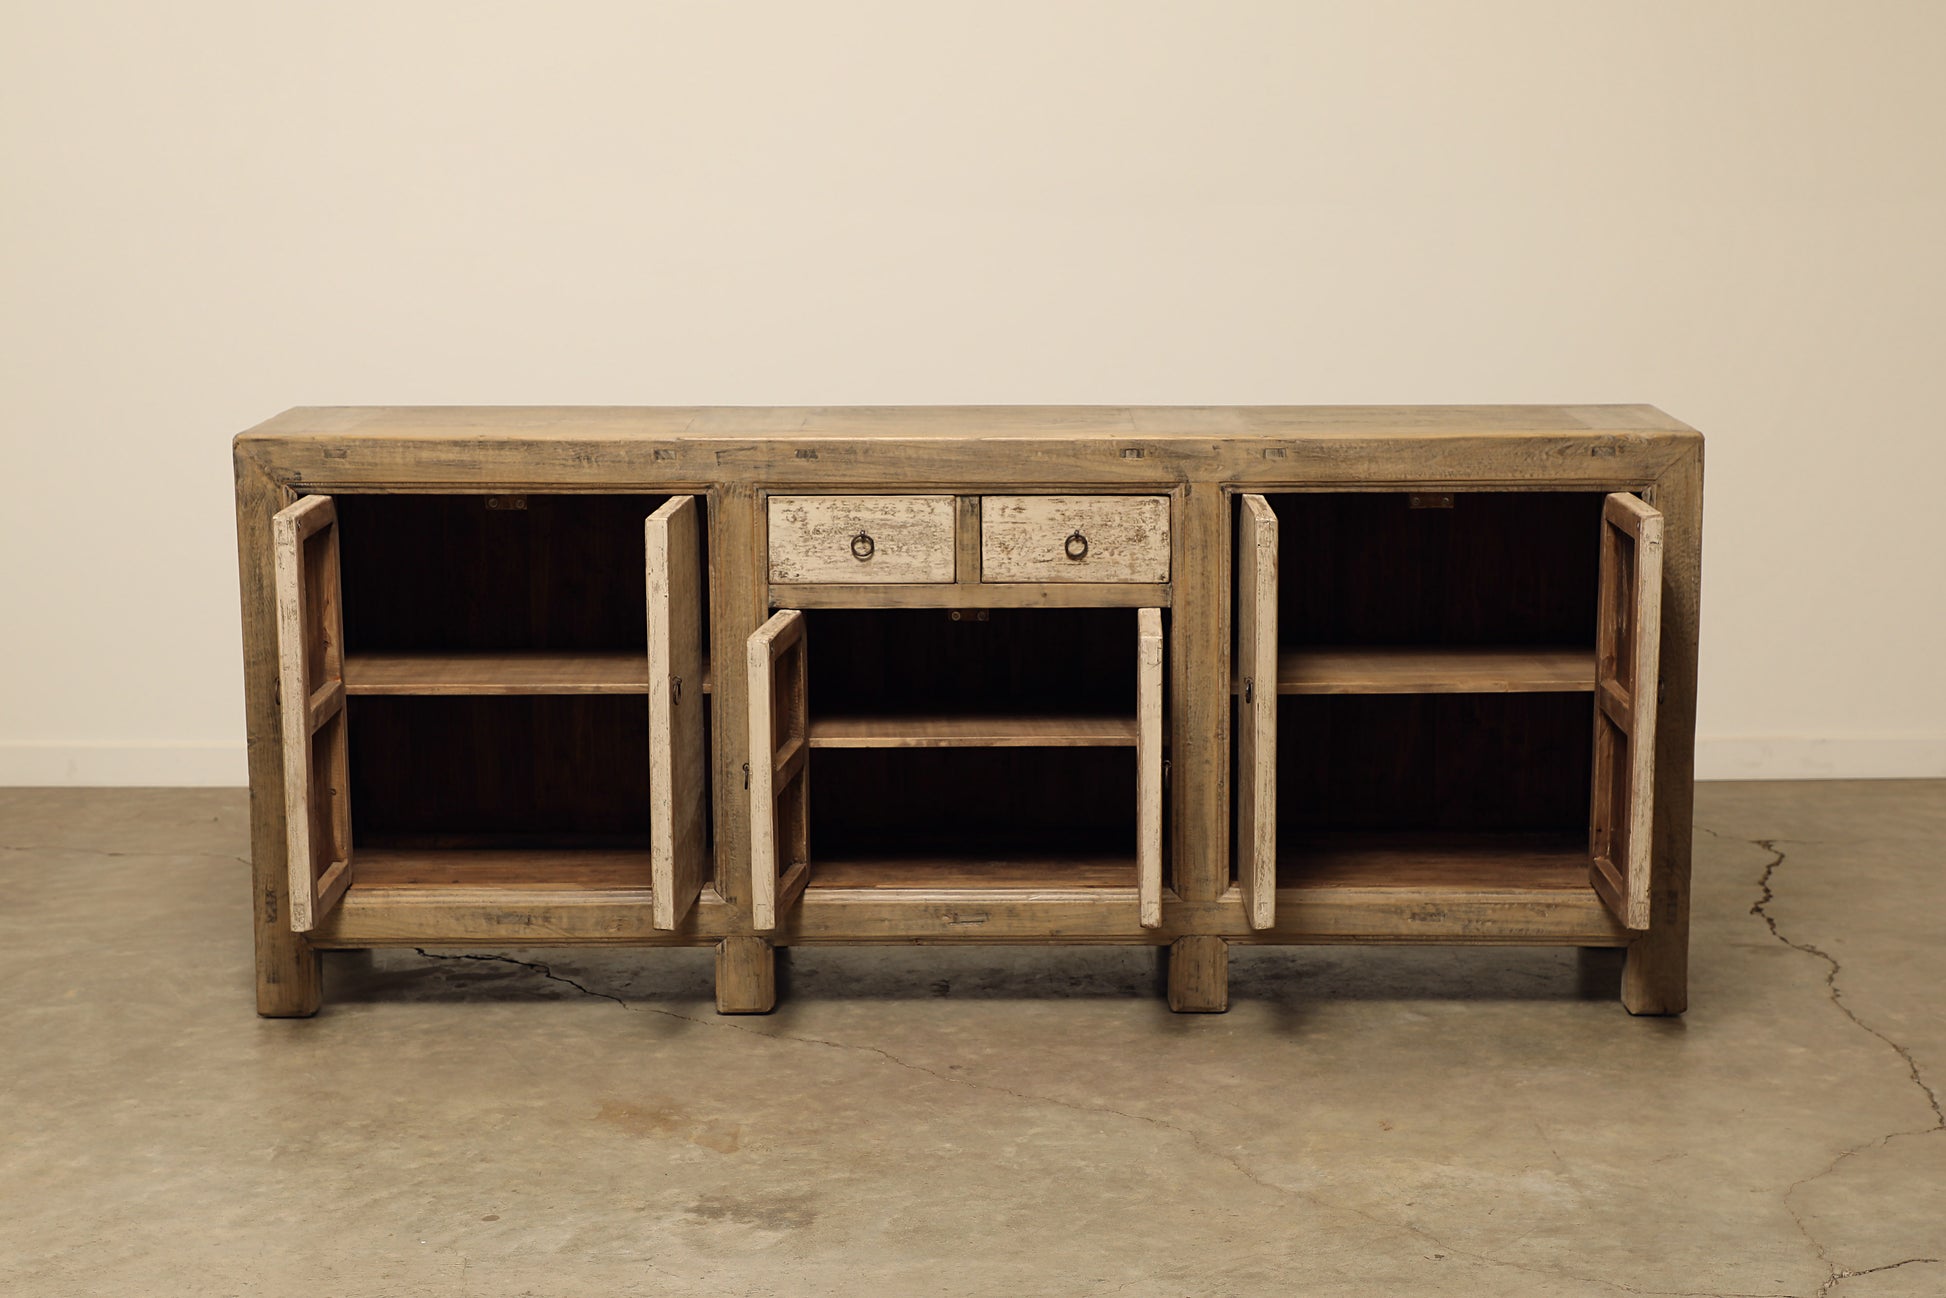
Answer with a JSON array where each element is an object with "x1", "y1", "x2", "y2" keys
[{"x1": 4, "y1": 1, "x2": 1943, "y2": 783}]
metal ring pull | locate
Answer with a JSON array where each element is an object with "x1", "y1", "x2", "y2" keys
[
  {"x1": 851, "y1": 532, "x2": 875, "y2": 560},
  {"x1": 1064, "y1": 530, "x2": 1089, "y2": 560}
]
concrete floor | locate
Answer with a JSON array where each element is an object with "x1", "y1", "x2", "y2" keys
[{"x1": 1, "y1": 783, "x2": 1941, "y2": 1297}]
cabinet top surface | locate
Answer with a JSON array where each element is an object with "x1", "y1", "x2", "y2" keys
[{"x1": 239, "y1": 404, "x2": 1699, "y2": 443}]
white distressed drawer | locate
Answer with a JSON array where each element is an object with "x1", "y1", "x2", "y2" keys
[
  {"x1": 981, "y1": 496, "x2": 1171, "y2": 583},
  {"x1": 768, "y1": 496, "x2": 957, "y2": 584}
]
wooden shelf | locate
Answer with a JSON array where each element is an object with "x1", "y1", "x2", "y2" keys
[
  {"x1": 344, "y1": 651, "x2": 712, "y2": 697},
  {"x1": 810, "y1": 855, "x2": 1135, "y2": 889},
  {"x1": 1277, "y1": 832, "x2": 1591, "y2": 891},
  {"x1": 806, "y1": 714, "x2": 1138, "y2": 748},
  {"x1": 1272, "y1": 645, "x2": 1593, "y2": 695},
  {"x1": 350, "y1": 848, "x2": 655, "y2": 891}
]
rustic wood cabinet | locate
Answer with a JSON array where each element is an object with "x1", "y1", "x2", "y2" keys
[{"x1": 234, "y1": 406, "x2": 1701, "y2": 1017}]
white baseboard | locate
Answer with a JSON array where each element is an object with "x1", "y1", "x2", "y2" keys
[
  {"x1": 0, "y1": 742, "x2": 249, "y2": 787},
  {"x1": 1695, "y1": 736, "x2": 1946, "y2": 781},
  {"x1": 2, "y1": 737, "x2": 1942, "y2": 787}
]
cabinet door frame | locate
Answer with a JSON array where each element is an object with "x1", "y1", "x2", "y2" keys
[
  {"x1": 1590, "y1": 492, "x2": 1665, "y2": 931},
  {"x1": 1137, "y1": 607, "x2": 1166, "y2": 928},
  {"x1": 1234, "y1": 495, "x2": 1278, "y2": 930},
  {"x1": 273, "y1": 494, "x2": 353, "y2": 933},
  {"x1": 648, "y1": 495, "x2": 710, "y2": 929},
  {"x1": 748, "y1": 609, "x2": 811, "y2": 931}
]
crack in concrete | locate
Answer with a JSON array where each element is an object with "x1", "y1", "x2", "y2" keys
[
  {"x1": 1740, "y1": 837, "x2": 1944, "y2": 1130},
  {"x1": 410, "y1": 949, "x2": 632, "y2": 1009},
  {"x1": 402, "y1": 947, "x2": 1786, "y2": 1298},
  {"x1": 1822, "y1": 1257, "x2": 1942, "y2": 1297},
  {"x1": 1707, "y1": 830, "x2": 1946, "y2": 1298}
]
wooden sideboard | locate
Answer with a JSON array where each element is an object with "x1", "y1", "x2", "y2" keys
[{"x1": 234, "y1": 405, "x2": 1702, "y2": 1016}]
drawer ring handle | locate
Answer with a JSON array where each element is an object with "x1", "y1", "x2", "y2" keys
[
  {"x1": 851, "y1": 532, "x2": 875, "y2": 561},
  {"x1": 1064, "y1": 531, "x2": 1089, "y2": 560}
]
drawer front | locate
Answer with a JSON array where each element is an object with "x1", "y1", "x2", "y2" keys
[
  {"x1": 768, "y1": 496, "x2": 957, "y2": 584},
  {"x1": 981, "y1": 495, "x2": 1171, "y2": 583}
]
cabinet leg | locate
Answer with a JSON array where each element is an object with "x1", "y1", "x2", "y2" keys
[
  {"x1": 1621, "y1": 926, "x2": 1688, "y2": 1016},
  {"x1": 1163, "y1": 936, "x2": 1228, "y2": 1013},
  {"x1": 716, "y1": 937, "x2": 778, "y2": 1014},
  {"x1": 255, "y1": 925, "x2": 323, "y2": 1018}
]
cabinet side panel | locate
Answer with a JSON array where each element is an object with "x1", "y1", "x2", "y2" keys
[{"x1": 235, "y1": 449, "x2": 323, "y2": 1015}]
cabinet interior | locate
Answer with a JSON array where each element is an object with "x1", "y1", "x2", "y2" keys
[
  {"x1": 332, "y1": 494, "x2": 708, "y2": 884},
  {"x1": 1251, "y1": 491, "x2": 1604, "y2": 891},
  {"x1": 802, "y1": 608, "x2": 1155, "y2": 887}
]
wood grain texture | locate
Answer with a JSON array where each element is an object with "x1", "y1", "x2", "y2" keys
[
  {"x1": 746, "y1": 609, "x2": 807, "y2": 931},
  {"x1": 1164, "y1": 936, "x2": 1228, "y2": 1012},
  {"x1": 230, "y1": 408, "x2": 1700, "y2": 1018},
  {"x1": 236, "y1": 454, "x2": 323, "y2": 1014},
  {"x1": 1235, "y1": 495, "x2": 1278, "y2": 931},
  {"x1": 1589, "y1": 493, "x2": 1664, "y2": 932},
  {"x1": 768, "y1": 495, "x2": 955, "y2": 584},
  {"x1": 308, "y1": 881, "x2": 1625, "y2": 948},
  {"x1": 351, "y1": 848, "x2": 656, "y2": 889},
  {"x1": 272, "y1": 495, "x2": 351, "y2": 933},
  {"x1": 1171, "y1": 483, "x2": 1227, "y2": 905},
  {"x1": 1275, "y1": 645, "x2": 1594, "y2": 695},
  {"x1": 809, "y1": 856, "x2": 1134, "y2": 889},
  {"x1": 772, "y1": 581, "x2": 1171, "y2": 610},
  {"x1": 344, "y1": 651, "x2": 659, "y2": 695},
  {"x1": 334, "y1": 493, "x2": 666, "y2": 654},
  {"x1": 715, "y1": 936, "x2": 777, "y2": 1014},
  {"x1": 1623, "y1": 451, "x2": 1699, "y2": 1014},
  {"x1": 648, "y1": 496, "x2": 709, "y2": 930},
  {"x1": 981, "y1": 495, "x2": 1170, "y2": 583},
  {"x1": 1277, "y1": 832, "x2": 1590, "y2": 889},
  {"x1": 242, "y1": 403, "x2": 1695, "y2": 442},
  {"x1": 710, "y1": 483, "x2": 764, "y2": 912},
  {"x1": 1137, "y1": 608, "x2": 1165, "y2": 928},
  {"x1": 1266, "y1": 492, "x2": 1604, "y2": 648},
  {"x1": 807, "y1": 714, "x2": 1137, "y2": 748},
  {"x1": 238, "y1": 406, "x2": 1698, "y2": 496}
]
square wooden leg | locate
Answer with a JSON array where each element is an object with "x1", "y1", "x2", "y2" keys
[
  {"x1": 1163, "y1": 936, "x2": 1228, "y2": 1013},
  {"x1": 1621, "y1": 924, "x2": 1688, "y2": 1015},
  {"x1": 716, "y1": 936, "x2": 778, "y2": 1014},
  {"x1": 256, "y1": 926, "x2": 323, "y2": 1018}
]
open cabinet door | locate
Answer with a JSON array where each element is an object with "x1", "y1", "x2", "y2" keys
[
  {"x1": 748, "y1": 609, "x2": 810, "y2": 931},
  {"x1": 1235, "y1": 495, "x2": 1278, "y2": 930},
  {"x1": 1137, "y1": 608, "x2": 1165, "y2": 928},
  {"x1": 649, "y1": 496, "x2": 709, "y2": 929},
  {"x1": 1590, "y1": 492, "x2": 1665, "y2": 931},
  {"x1": 273, "y1": 495, "x2": 352, "y2": 933}
]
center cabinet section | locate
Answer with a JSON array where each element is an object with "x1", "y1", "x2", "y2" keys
[
  {"x1": 1233, "y1": 491, "x2": 1663, "y2": 936},
  {"x1": 747, "y1": 607, "x2": 1167, "y2": 931},
  {"x1": 270, "y1": 493, "x2": 714, "y2": 935}
]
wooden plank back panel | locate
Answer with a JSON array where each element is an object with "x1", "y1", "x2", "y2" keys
[{"x1": 335, "y1": 494, "x2": 665, "y2": 653}]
